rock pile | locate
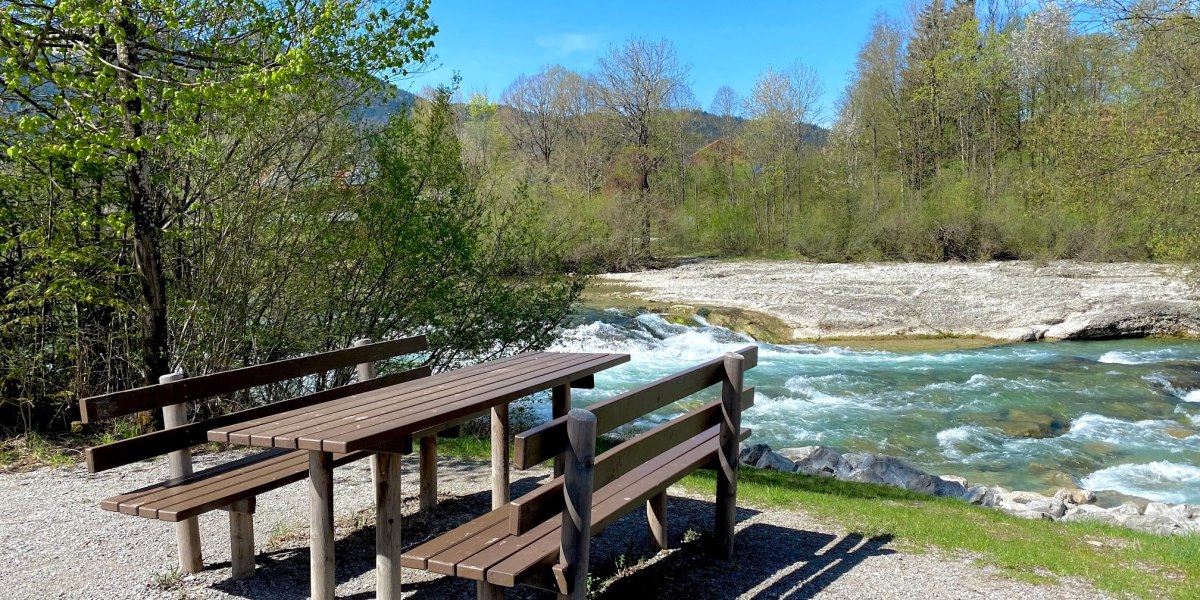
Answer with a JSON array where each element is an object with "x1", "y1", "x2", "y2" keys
[{"x1": 740, "y1": 443, "x2": 1200, "y2": 536}]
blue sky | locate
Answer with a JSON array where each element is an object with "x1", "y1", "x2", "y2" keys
[{"x1": 403, "y1": 1, "x2": 910, "y2": 126}]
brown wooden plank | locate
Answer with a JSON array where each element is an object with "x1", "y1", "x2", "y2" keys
[
  {"x1": 400, "y1": 509, "x2": 510, "y2": 570},
  {"x1": 210, "y1": 352, "x2": 548, "y2": 445},
  {"x1": 455, "y1": 426, "x2": 718, "y2": 582},
  {"x1": 102, "y1": 449, "x2": 365, "y2": 521},
  {"x1": 486, "y1": 427, "x2": 751, "y2": 589},
  {"x1": 507, "y1": 389, "x2": 754, "y2": 535},
  {"x1": 125, "y1": 452, "x2": 313, "y2": 518},
  {"x1": 102, "y1": 449, "x2": 296, "y2": 514},
  {"x1": 224, "y1": 353, "x2": 617, "y2": 453},
  {"x1": 287, "y1": 353, "x2": 599, "y2": 451},
  {"x1": 154, "y1": 451, "x2": 367, "y2": 522},
  {"x1": 426, "y1": 518, "x2": 514, "y2": 575},
  {"x1": 208, "y1": 352, "x2": 556, "y2": 447},
  {"x1": 246, "y1": 352, "x2": 577, "y2": 449},
  {"x1": 514, "y1": 345, "x2": 757, "y2": 469},
  {"x1": 85, "y1": 365, "x2": 431, "y2": 473},
  {"x1": 328, "y1": 353, "x2": 629, "y2": 453},
  {"x1": 80, "y1": 336, "x2": 428, "y2": 423}
]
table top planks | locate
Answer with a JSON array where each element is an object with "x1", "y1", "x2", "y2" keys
[{"x1": 207, "y1": 351, "x2": 629, "y2": 454}]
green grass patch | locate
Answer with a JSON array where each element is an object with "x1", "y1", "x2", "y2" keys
[{"x1": 679, "y1": 468, "x2": 1199, "y2": 599}]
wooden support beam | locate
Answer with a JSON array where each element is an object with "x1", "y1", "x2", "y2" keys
[
  {"x1": 491, "y1": 403, "x2": 510, "y2": 509},
  {"x1": 714, "y1": 353, "x2": 743, "y2": 561},
  {"x1": 478, "y1": 581, "x2": 505, "y2": 599},
  {"x1": 375, "y1": 452, "x2": 403, "y2": 600},
  {"x1": 161, "y1": 370, "x2": 203, "y2": 575},
  {"x1": 551, "y1": 385, "x2": 570, "y2": 478},
  {"x1": 419, "y1": 435, "x2": 438, "y2": 512},
  {"x1": 308, "y1": 450, "x2": 335, "y2": 600},
  {"x1": 647, "y1": 491, "x2": 668, "y2": 550},
  {"x1": 559, "y1": 409, "x2": 596, "y2": 600},
  {"x1": 229, "y1": 498, "x2": 255, "y2": 580}
]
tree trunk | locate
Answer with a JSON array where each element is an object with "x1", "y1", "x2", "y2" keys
[{"x1": 116, "y1": 18, "x2": 169, "y2": 387}]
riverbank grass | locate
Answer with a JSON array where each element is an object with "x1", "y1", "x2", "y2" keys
[
  {"x1": 679, "y1": 468, "x2": 1198, "y2": 600},
  {"x1": 435, "y1": 437, "x2": 1198, "y2": 598}
]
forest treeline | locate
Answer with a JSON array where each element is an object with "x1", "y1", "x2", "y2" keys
[
  {"x1": 3, "y1": 0, "x2": 1200, "y2": 435},
  {"x1": 462, "y1": 0, "x2": 1199, "y2": 266}
]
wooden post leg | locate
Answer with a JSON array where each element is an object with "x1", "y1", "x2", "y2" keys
[
  {"x1": 491, "y1": 403, "x2": 510, "y2": 509},
  {"x1": 419, "y1": 435, "x2": 437, "y2": 512},
  {"x1": 647, "y1": 491, "x2": 668, "y2": 550},
  {"x1": 308, "y1": 450, "x2": 335, "y2": 600},
  {"x1": 160, "y1": 371, "x2": 203, "y2": 574},
  {"x1": 559, "y1": 410, "x2": 597, "y2": 600},
  {"x1": 375, "y1": 452, "x2": 403, "y2": 600},
  {"x1": 354, "y1": 339, "x2": 380, "y2": 492},
  {"x1": 478, "y1": 581, "x2": 505, "y2": 599},
  {"x1": 551, "y1": 384, "x2": 571, "y2": 478},
  {"x1": 715, "y1": 352, "x2": 744, "y2": 561},
  {"x1": 229, "y1": 498, "x2": 256, "y2": 580}
]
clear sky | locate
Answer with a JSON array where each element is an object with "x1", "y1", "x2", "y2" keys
[{"x1": 403, "y1": 1, "x2": 911, "y2": 126}]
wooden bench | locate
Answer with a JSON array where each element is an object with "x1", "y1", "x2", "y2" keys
[
  {"x1": 79, "y1": 336, "x2": 431, "y2": 579},
  {"x1": 402, "y1": 346, "x2": 758, "y2": 599}
]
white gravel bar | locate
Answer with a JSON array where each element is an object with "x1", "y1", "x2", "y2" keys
[{"x1": 600, "y1": 260, "x2": 1199, "y2": 341}]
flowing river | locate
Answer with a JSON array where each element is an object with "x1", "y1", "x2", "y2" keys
[{"x1": 547, "y1": 308, "x2": 1200, "y2": 504}]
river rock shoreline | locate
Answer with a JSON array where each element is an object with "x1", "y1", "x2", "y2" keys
[
  {"x1": 741, "y1": 443, "x2": 1200, "y2": 537},
  {"x1": 599, "y1": 260, "x2": 1199, "y2": 343}
]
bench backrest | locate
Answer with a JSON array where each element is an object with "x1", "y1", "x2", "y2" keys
[
  {"x1": 80, "y1": 336, "x2": 429, "y2": 473},
  {"x1": 513, "y1": 344, "x2": 758, "y2": 470},
  {"x1": 508, "y1": 345, "x2": 758, "y2": 534}
]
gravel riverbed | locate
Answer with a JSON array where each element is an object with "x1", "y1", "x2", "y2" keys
[
  {"x1": 600, "y1": 260, "x2": 1198, "y2": 341},
  {"x1": 0, "y1": 450, "x2": 1107, "y2": 599}
]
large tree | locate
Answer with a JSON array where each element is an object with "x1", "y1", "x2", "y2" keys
[
  {"x1": 593, "y1": 37, "x2": 690, "y2": 252},
  {"x1": 0, "y1": 0, "x2": 436, "y2": 386}
]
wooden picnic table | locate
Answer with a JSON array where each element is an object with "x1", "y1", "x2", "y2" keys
[{"x1": 206, "y1": 350, "x2": 629, "y2": 600}]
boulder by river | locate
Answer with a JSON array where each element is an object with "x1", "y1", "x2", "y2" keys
[
  {"x1": 740, "y1": 443, "x2": 1200, "y2": 537},
  {"x1": 599, "y1": 260, "x2": 1199, "y2": 342}
]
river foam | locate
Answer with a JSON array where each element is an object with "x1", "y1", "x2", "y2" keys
[
  {"x1": 1081, "y1": 461, "x2": 1200, "y2": 504},
  {"x1": 553, "y1": 307, "x2": 1200, "y2": 503}
]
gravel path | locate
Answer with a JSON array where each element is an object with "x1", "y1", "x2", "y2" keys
[
  {"x1": 600, "y1": 260, "x2": 1198, "y2": 341},
  {"x1": 0, "y1": 451, "x2": 1109, "y2": 599}
]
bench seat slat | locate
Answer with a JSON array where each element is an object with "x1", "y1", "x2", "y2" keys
[
  {"x1": 487, "y1": 426, "x2": 750, "y2": 589},
  {"x1": 399, "y1": 508, "x2": 511, "y2": 570},
  {"x1": 101, "y1": 449, "x2": 367, "y2": 522},
  {"x1": 402, "y1": 425, "x2": 748, "y2": 586}
]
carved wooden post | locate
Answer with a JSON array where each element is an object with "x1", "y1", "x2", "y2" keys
[
  {"x1": 559, "y1": 409, "x2": 596, "y2": 600},
  {"x1": 309, "y1": 450, "x2": 336, "y2": 600},
  {"x1": 375, "y1": 452, "x2": 403, "y2": 600},
  {"x1": 715, "y1": 352, "x2": 743, "y2": 561},
  {"x1": 160, "y1": 370, "x2": 203, "y2": 574},
  {"x1": 491, "y1": 403, "x2": 510, "y2": 508},
  {"x1": 551, "y1": 384, "x2": 571, "y2": 477}
]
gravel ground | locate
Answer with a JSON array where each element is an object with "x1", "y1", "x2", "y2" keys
[
  {"x1": 0, "y1": 450, "x2": 1110, "y2": 599},
  {"x1": 600, "y1": 260, "x2": 1198, "y2": 341}
]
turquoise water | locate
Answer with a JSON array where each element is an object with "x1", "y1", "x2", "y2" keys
[{"x1": 548, "y1": 308, "x2": 1200, "y2": 504}]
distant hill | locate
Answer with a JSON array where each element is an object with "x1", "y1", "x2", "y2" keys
[
  {"x1": 354, "y1": 83, "x2": 420, "y2": 123},
  {"x1": 682, "y1": 109, "x2": 828, "y2": 147},
  {"x1": 355, "y1": 89, "x2": 830, "y2": 151}
]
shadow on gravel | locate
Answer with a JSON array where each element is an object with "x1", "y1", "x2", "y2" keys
[
  {"x1": 596, "y1": 524, "x2": 895, "y2": 600},
  {"x1": 210, "y1": 473, "x2": 549, "y2": 599},
  {"x1": 208, "y1": 480, "x2": 879, "y2": 600}
]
